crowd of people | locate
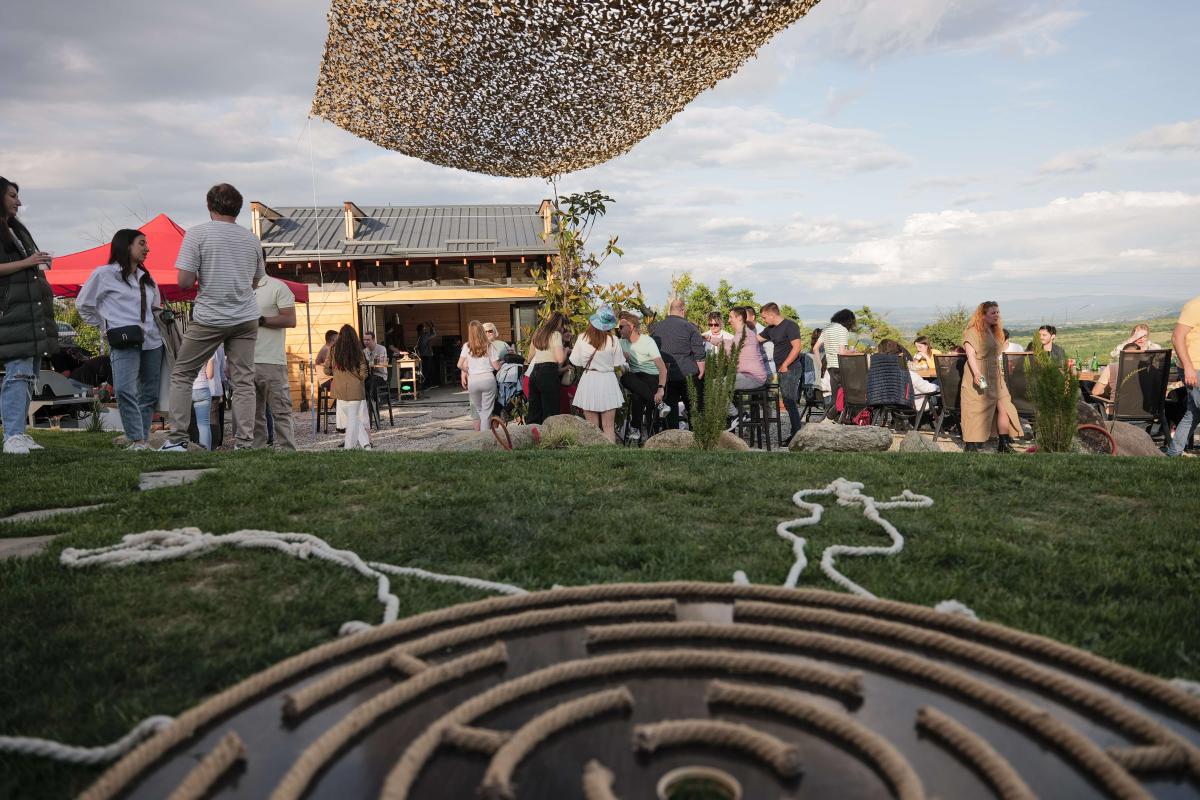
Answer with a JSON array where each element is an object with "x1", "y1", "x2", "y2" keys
[{"x1": 1, "y1": 174, "x2": 1197, "y2": 457}]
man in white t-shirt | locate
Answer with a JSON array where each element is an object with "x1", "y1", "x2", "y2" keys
[
  {"x1": 162, "y1": 183, "x2": 265, "y2": 451},
  {"x1": 252, "y1": 275, "x2": 297, "y2": 449}
]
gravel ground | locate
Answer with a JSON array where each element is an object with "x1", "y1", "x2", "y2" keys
[{"x1": 292, "y1": 402, "x2": 478, "y2": 452}]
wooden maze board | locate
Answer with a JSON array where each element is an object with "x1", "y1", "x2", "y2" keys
[{"x1": 84, "y1": 583, "x2": 1200, "y2": 800}]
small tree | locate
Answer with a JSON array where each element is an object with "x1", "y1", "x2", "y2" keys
[
  {"x1": 687, "y1": 339, "x2": 741, "y2": 450},
  {"x1": 854, "y1": 305, "x2": 905, "y2": 348},
  {"x1": 917, "y1": 306, "x2": 969, "y2": 351},
  {"x1": 1027, "y1": 350, "x2": 1079, "y2": 452},
  {"x1": 532, "y1": 190, "x2": 646, "y2": 328},
  {"x1": 55, "y1": 300, "x2": 103, "y2": 355}
]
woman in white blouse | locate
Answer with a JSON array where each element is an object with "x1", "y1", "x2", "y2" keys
[
  {"x1": 569, "y1": 305, "x2": 627, "y2": 443},
  {"x1": 77, "y1": 229, "x2": 164, "y2": 450}
]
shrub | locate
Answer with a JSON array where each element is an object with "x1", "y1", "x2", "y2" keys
[
  {"x1": 1027, "y1": 350, "x2": 1078, "y2": 452},
  {"x1": 917, "y1": 306, "x2": 969, "y2": 352},
  {"x1": 687, "y1": 338, "x2": 740, "y2": 450}
]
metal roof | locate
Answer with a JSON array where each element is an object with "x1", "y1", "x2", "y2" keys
[{"x1": 258, "y1": 204, "x2": 556, "y2": 260}]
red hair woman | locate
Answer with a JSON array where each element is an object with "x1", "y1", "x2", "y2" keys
[{"x1": 961, "y1": 301, "x2": 1021, "y2": 453}]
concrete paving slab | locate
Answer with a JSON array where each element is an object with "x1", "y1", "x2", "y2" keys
[
  {"x1": 0, "y1": 535, "x2": 58, "y2": 560},
  {"x1": 0, "y1": 504, "x2": 107, "y2": 525},
  {"x1": 138, "y1": 468, "x2": 219, "y2": 491}
]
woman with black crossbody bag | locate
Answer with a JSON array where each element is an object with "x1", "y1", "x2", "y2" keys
[{"x1": 77, "y1": 229, "x2": 167, "y2": 450}]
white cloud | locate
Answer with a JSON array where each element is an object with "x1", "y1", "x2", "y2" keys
[
  {"x1": 911, "y1": 175, "x2": 979, "y2": 191},
  {"x1": 1037, "y1": 119, "x2": 1200, "y2": 176},
  {"x1": 1126, "y1": 120, "x2": 1200, "y2": 153},
  {"x1": 1037, "y1": 149, "x2": 1103, "y2": 175},
  {"x1": 626, "y1": 106, "x2": 911, "y2": 174},
  {"x1": 796, "y1": 0, "x2": 1085, "y2": 63},
  {"x1": 835, "y1": 191, "x2": 1200, "y2": 287}
]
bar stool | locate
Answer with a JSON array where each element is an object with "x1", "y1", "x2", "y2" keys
[
  {"x1": 366, "y1": 372, "x2": 394, "y2": 429},
  {"x1": 732, "y1": 384, "x2": 782, "y2": 451},
  {"x1": 316, "y1": 379, "x2": 337, "y2": 433}
]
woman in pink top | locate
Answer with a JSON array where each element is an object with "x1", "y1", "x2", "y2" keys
[{"x1": 724, "y1": 307, "x2": 768, "y2": 390}]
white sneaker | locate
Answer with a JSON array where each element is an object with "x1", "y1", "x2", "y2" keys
[
  {"x1": 3, "y1": 436, "x2": 30, "y2": 455},
  {"x1": 158, "y1": 440, "x2": 188, "y2": 452},
  {"x1": 126, "y1": 442, "x2": 149, "y2": 451},
  {"x1": 16, "y1": 433, "x2": 43, "y2": 450}
]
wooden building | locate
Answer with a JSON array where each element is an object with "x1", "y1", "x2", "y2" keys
[{"x1": 251, "y1": 201, "x2": 555, "y2": 405}]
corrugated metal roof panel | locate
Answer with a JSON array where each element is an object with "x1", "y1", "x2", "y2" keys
[{"x1": 260, "y1": 204, "x2": 554, "y2": 258}]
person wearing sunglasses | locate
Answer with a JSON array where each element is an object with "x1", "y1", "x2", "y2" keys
[{"x1": 701, "y1": 311, "x2": 733, "y2": 353}]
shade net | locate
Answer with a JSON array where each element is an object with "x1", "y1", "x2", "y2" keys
[{"x1": 312, "y1": 0, "x2": 823, "y2": 176}]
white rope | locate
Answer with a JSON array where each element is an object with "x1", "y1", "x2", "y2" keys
[
  {"x1": 60, "y1": 528, "x2": 526, "y2": 637},
  {"x1": 737, "y1": 477, "x2": 974, "y2": 617},
  {"x1": 0, "y1": 715, "x2": 174, "y2": 764}
]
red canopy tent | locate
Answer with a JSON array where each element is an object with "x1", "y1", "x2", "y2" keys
[
  {"x1": 48, "y1": 213, "x2": 309, "y2": 303},
  {"x1": 50, "y1": 214, "x2": 319, "y2": 411}
]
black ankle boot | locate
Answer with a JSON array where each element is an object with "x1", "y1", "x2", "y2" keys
[
  {"x1": 996, "y1": 434, "x2": 1015, "y2": 453},
  {"x1": 964, "y1": 442, "x2": 981, "y2": 453}
]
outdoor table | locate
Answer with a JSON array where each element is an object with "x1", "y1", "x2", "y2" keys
[{"x1": 916, "y1": 368, "x2": 936, "y2": 380}]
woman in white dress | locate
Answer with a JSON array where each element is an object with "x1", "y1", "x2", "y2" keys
[{"x1": 570, "y1": 305, "x2": 626, "y2": 443}]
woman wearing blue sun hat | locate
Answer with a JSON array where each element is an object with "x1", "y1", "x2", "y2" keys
[{"x1": 568, "y1": 304, "x2": 627, "y2": 443}]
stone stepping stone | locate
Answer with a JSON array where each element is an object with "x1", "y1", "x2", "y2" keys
[
  {"x1": 0, "y1": 535, "x2": 58, "y2": 560},
  {"x1": 0, "y1": 503, "x2": 107, "y2": 525},
  {"x1": 138, "y1": 469, "x2": 219, "y2": 491}
]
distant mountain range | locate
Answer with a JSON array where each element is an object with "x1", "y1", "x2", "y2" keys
[{"x1": 791, "y1": 296, "x2": 1180, "y2": 331}]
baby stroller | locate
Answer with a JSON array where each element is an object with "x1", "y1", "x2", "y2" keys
[{"x1": 495, "y1": 354, "x2": 526, "y2": 422}]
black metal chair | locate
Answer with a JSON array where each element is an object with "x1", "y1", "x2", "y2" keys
[
  {"x1": 1103, "y1": 348, "x2": 1173, "y2": 441},
  {"x1": 1002, "y1": 353, "x2": 1038, "y2": 423},
  {"x1": 932, "y1": 354, "x2": 968, "y2": 441},
  {"x1": 799, "y1": 352, "x2": 826, "y2": 423},
  {"x1": 866, "y1": 353, "x2": 930, "y2": 432},
  {"x1": 836, "y1": 353, "x2": 869, "y2": 424},
  {"x1": 733, "y1": 383, "x2": 783, "y2": 450}
]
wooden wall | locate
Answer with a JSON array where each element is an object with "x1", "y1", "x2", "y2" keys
[
  {"x1": 284, "y1": 289, "x2": 355, "y2": 410},
  {"x1": 276, "y1": 292, "x2": 522, "y2": 409}
]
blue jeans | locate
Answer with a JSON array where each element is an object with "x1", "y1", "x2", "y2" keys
[
  {"x1": 192, "y1": 387, "x2": 212, "y2": 450},
  {"x1": 110, "y1": 346, "x2": 163, "y2": 442},
  {"x1": 1, "y1": 356, "x2": 36, "y2": 440},
  {"x1": 1166, "y1": 384, "x2": 1200, "y2": 456},
  {"x1": 778, "y1": 368, "x2": 802, "y2": 436}
]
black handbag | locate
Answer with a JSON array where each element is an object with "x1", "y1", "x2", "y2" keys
[{"x1": 107, "y1": 324, "x2": 144, "y2": 349}]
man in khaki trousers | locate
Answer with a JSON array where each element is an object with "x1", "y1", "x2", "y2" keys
[
  {"x1": 253, "y1": 274, "x2": 297, "y2": 449},
  {"x1": 161, "y1": 184, "x2": 264, "y2": 451}
]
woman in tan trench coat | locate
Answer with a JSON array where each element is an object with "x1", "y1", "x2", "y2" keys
[{"x1": 960, "y1": 301, "x2": 1020, "y2": 453}]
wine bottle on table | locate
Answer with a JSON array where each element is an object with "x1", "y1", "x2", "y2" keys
[{"x1": 1090, "y1": 353, "x2": 1098, "y2": 372}]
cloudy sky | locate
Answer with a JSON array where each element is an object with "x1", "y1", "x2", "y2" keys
[{"x1": 2, "y1": 0, "x2": 1197, "y2": 316}]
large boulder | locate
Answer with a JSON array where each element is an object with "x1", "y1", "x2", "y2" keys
[
  {"x1": 643, "y1": 430, "x2": 751, "y2": 451},
  {"x1": 435, "y1": 424, "x2": 541, "y2": 452},
  {"x1": 1077, "y1": 401, "x2": 1104, "y2": 427},
  {"x1": 1108, "y1": 421, "x2": 1164, "y2": 457},
  {"x1": 898, "y1": 430, "x2": 939, "y2": 453},
  {"x1": 541, "y1": 414, "x2": 613, "y2": 447},
  {"x1": 789, "y1": 424, "x2": 892, "y2": 453}
]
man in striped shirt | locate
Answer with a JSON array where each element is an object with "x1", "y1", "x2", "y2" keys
[{"x1": 160, "y1": 183, "x2": 265, "y2": 451}]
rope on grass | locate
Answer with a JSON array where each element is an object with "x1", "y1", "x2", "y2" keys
[
  {"x1": 60, "y1": 528, "x2": 527, "y2": 637},
  {"x1": 0, "y1": 715, "x2": 174, "y2": 765},
  {"x1": 737, "y1": 477, "x2": 977, "y2": 618}
]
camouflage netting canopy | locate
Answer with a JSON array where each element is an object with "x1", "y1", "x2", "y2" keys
[{"x1": 311, "y1": 0, "x2": 823, "y2": 177}]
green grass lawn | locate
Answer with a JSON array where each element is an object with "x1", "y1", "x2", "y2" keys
[{"x1": 2, "y1": 431, "x2": 1199, "y2": 798}]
